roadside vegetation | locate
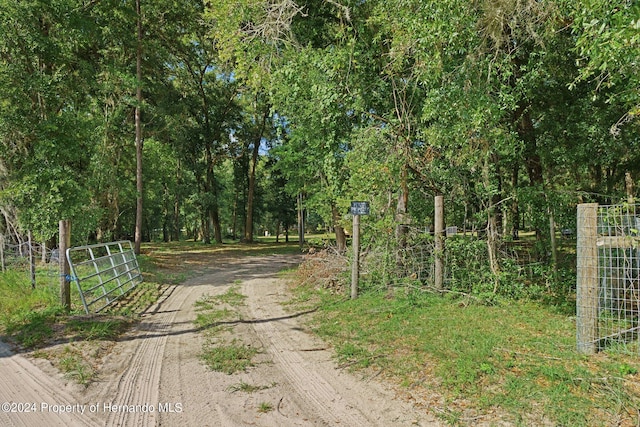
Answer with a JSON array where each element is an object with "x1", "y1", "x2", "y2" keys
[
  {"x1": 0, "y1": 240, "x2": 298, "y2": 386},
  {"x1": 2, "y1": 238, "x2": 640, "y2": 425},
  {"x1": 0, "y1": 272, "x2": 163, "y2": 386},
  {"x1": 287, "y1": 238, "x2": 640, "y2": 426}
]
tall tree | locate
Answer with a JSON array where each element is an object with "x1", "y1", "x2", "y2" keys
[
  {"x1": 134, "y1": 0, "x2": 144, "y2": 254},
  {"x1": 0, "y1": 0, "x2": 100, "y2": 242},
  {"x1": 241, "y1": 93, "x2": 271, "y2": 243}
]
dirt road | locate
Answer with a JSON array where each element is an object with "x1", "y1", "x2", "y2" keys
[{"x1": 0, "y1": 254, "x2": 440, "y2": 426}]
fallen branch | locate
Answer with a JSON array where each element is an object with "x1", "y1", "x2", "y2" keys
[
  {"x1": 299, "y1": 347, "x2": 328, "y2": 352},
  {"x1": 277, "y1": 396, "x2": 286, "y2": 417}
]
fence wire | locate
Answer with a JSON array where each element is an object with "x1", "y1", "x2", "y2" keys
[
  {"x1": 359, "y1": 225, "x2": 543, "y2": 298},
  {"x1": 0, "y1": 238, "x2": 59, "y2": 279},
  {"x1": 577, "y1": 203, "x2": 640, "y2": 354},
  {"x1": 597, "y1": 204, "x2": 639, "y2": 352}
]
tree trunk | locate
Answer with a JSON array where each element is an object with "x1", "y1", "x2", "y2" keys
[
  {"x1": 28, "y1": 230, "x2": 35, "y2": 289},
  {"x1": 298, "y1": 193, "x2": 304, "y2": 249},
  {"x1": 434, "y1": 195, "x2": 444, "y2": 291},
  {"x1": 204, "y1": 144, "x2": 222, "y2": 244},
  {"x1": 232, "y1": 189, "x2": 238, "y2": 240},
  {"x1": 245, "y1": 106, "x2": 269, "y2": 243},
  {"x1": 172, "y1": 158, "x2": 181, "y2": 241},
  {"x1": 549, "y1": 206, "x2": 558, "y2": 272},
  {"x1": 244, "y1": 163, "x2": 256, "y2": 242},
  {"x1": 211, "y1": 208, "x2": 222, "y2": 243},
  {"x1": 395, "y1": 164, "x2": 410, "y2": 268},
  {"x1": 332, "y1": 205, "x2": 347, "y2": 253},
  {"x1": 487, "y1": 210, "x2": 500, "y2": 293},
  {"x1": 134, "y1": 0, "x2": 144, "y2": 255},
  {"x1": 519, "y1": 108, "x2": 543, "y2": 187},
  {"x1": 511, "y1": 163, "x2": 520, "y2": 240},
  {"x1": 202, "y1": 213, "x2": 210, "y2": 244},
  {"x1": 515, "y1": 104, "x2": 543, "y2": 240},
  {"x1": 483, "y1": 153, "x2": 500, "y2": 291}
]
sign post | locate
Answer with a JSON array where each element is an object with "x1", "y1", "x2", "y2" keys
[{"x1": 350, "y1": 201, "x2": 370, "y2": 299}]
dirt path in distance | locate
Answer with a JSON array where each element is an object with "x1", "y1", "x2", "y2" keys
[{"x1": 1, "y1": 253, "x2": 441, "y2": 426}]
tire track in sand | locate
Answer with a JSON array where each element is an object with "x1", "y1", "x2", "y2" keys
[
  {"x1": 0, "y1": 340, "x2": 103, "y2": 427},
  {"x1": 105, "y1": 257, "x2": 297, "y2": 427},
  {"x1": 242, "y1": 278, "x2": 425, "y2": 427},
  {"x1": 103, "y1": 283, "x2": 187, "y2": 427},
  {"x1": 243, "y1": 280, "x2": 398, "y2": 427}
]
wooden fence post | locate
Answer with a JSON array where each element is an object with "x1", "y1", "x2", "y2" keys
[
  {"x1": 0, "y1": 234, "x2": 4, "y2": 272},
  {"x1": 351, "y1": 213, "x2": 360, "y2": 300},
  {"x1": 297, "y1": 193, "x2": 304, "y2": 250},
  {"x1": 28, "y1": 230, "x2": 36, "y2": 289},
  {"x1": 576, "y1": 203, "x2": 599, "y2": 354},
  {"x1": 59, "y1": 220, "x2": 71, "y2": 311},
  {"x1": 434, "y1": 195, "x2": 444, "y2": 291}
]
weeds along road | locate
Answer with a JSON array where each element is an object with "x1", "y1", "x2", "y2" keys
[{"x1": 1, "y1": 253, "x2": 440, "y2": 427}]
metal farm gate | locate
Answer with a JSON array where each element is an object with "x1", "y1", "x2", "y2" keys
[
  {"x1": 577, "y1": 203, "x2": 640, "y2": 354},
  {"x1": 67, "y1": 240, "x2": 142, "y2": 314}
]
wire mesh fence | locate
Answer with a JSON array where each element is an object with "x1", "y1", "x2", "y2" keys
[
  {"x1": 0, "y1": 237, "x2": 59, "y2": 281},
  {"x1": 358, "y1": 225, "x2": 545, "y2": 298},
  {"x1": 577, "y1": 203, "x2": 640, "y2": 354}
]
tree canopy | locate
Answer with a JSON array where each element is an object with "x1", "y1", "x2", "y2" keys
[{"x1": 0, "y1": 0, "x2": 638, "y2": 291}]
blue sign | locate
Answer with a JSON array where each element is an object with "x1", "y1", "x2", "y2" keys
[{"x1": 350, "y1": 201, "x2": 370, "y2": 215}]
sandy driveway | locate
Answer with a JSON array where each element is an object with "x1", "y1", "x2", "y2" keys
[{"x1": 0, "y1": 254, "x2": 440, "y2": 426}]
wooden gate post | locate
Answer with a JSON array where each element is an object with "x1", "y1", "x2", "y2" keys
[
  {"x1": 434, "y1": 195, "x2": 444, "y2": 291},
  {"x1": 59, "y1": 220, "x2": 71, "y2": 311},
  {"x1": 576, "y1": 203, "x2": 599, "y2": 354}
]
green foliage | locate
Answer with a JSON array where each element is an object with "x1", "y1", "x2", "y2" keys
[
  {"x1": 445, "y1": 237, "x2": 497, "y2": 296},
  {"x1": 0, "y1": 0, "x2": 639, "y2": 366},
  {"x1": 227, "y1": 381, "x2": 275, "y2": 393},
  {"x1": 572, "y1": 0, "x2": 640, "y2": 122},
  {"x1": 4, "y1": 306, "x2": 62, "y2": 348}
]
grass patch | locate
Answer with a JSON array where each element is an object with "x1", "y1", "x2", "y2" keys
[
  {"x1": 65, "y1": 316, "x2": 133, "y2": 341},
  {"x1": 0, "y1": 248, "x2": 168, "y2": 387},
  {"x1": 214, "y1": 286, "x2": 247, "y2": 307},
  {"x1": 194, "y1": 289, "x2": 259, "y2": 374},
  {"x1": 293, "y1": 284, "x2": 640, "y2": 426},
  {"x1": 200, "y1": 340, "x2": 258, "y2": 374},
  {"x1": 1, "y1": 240, "x2": 297, "y2": 386},
  {"x1": 194, "y1": 308, "x2": 235, "y2": 331},
  {"x1": 227, "y1": 381, "x2": 276, "y2": 393},
  {"x1": 257, "y1": 402, "x2": 274, "y2": 413},
  {"x1": 4, "y1": 305, "x2": 62, "y2": 348},
  {"x1": 59, "y1": 346, "x2": 95, "y2": 387},
  {"x1": 193, "y1": 291, "x2": 243, "y2": 331}
]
